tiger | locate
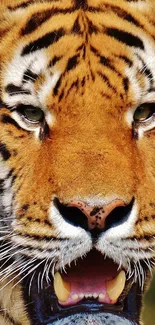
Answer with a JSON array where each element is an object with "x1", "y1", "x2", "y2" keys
[{"x1": 0, "y1": 0, "x2": 155, "y2": 324}]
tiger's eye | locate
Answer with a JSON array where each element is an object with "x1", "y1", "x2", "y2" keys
[
  {"x1": 134, "y1": 104, "x2": 153, "y2": 122},
  {"x1": 24, "y1": 106, "x2": 44, "y2": 123}
]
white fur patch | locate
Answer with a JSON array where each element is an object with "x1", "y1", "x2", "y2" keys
[
  {"x1": 95, "y1": 201, "x2": 138, "y2": 267},
  {"x1": 3, "y1": 46, "x2": 60, "y2": 136},
  {"x1": 0, "y1": 159, "x2": 14, "y2": 216},
  {"x1": 104, "y1": 200, "x2": 138, "y2": 239},
  {"x1": 38, "y1": 71, "x2": 61, "y2": 108},
  {"x1": 3, "y1": 48, "x2": 47, "y2": 108},
  {"x1": 129, "y1": 1, "x2": 149, "y2": 12},
  {"x1": 3, "y1": 47, "x2": 47, "y2": 89},
  {"x1": 0, "y1": 158, "x2": 9, "y2": 179},
  {"x1": 49, "y1": 203, "x2": 89, "y2": 239}
]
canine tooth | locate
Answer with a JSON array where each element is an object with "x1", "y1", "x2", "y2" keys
[
  {"x1": 99, "y1": 293, "x2": 105, "y2": 299},
  {"x1": 106, "y1": 270, "x2": 126, "y2": 301},
  {"x1": 72, "y1": 294, "x2": 79, "y2": 300},
  {"x1": 93, "y1": 293, "x2": 98, "y2": 299},
  {"x1": 53, "y1": 272, "x2": 70, "y2": 302}
]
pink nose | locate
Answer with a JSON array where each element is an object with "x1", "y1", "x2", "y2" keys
[{"x1": 68, "y1": 199, "x2": 125, "y2": 230}]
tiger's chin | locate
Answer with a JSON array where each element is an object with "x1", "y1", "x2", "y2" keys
[
  {"x1": 51, "y1": 313, "x2": 135, "y2": 325},
  {"x1": 23, "y1": 250, "x2": 142, "y2": 325}
]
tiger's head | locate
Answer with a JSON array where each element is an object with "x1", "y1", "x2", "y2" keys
[{"x1": 0, "y1": 0, "x2": 155, "y2": 324}]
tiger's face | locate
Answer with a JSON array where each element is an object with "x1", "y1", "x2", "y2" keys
[{"x1": 0, "y1": 0, "x2": 155, "y2": 324}]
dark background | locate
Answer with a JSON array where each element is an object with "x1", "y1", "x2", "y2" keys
[{"x1": 143, "y1": 273, "x2": 155, "y2": 325}]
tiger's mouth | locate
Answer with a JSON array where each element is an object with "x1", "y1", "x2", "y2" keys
[
  {"x1": 53, "y1": 250, "x2": 126, "y2": 306},
  {"x1": 23, "y1": 250, "x2": 142, "y2": 324}
]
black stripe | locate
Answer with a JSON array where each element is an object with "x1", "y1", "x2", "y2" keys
[
  {"x1": 100, "y1": 56, "x2": 122, "y2": 77},
  {"x1": 1, "y1": 114, "x2": 23, "y2": 131},
  {"x1": 88, "y1": 19, "x2": 99, "y2": 34},
  {"x1": 88, "y1": 6, "x2": 102, "y2": 13},
  {"x1": 123, "y1": 77, "x2": 129, "y2": 91},
  {"x1": 90, "y1": 46, "x2": 123, "y2": 77},
  {"x1": 136, "y1": 54, "x2": 153, "y2": 86},
  {"x1": 100, "y1": 92, "x2": 111, "y2": 99},
  {"x1": 53, "y1": 76, "x2": 62, "y2": 96},
  {"x1": 16, "y1": 231, "x2": 68, "y2": 243},
  {"x1": 23, "y1": 69, "x2": 38, "y2": 83},
  {"x1": 126, "y1": 0, "x2": 143, "y2": 2},
  {"x1": 72, "y1": 17, "x2": 82, "y2": 34},
  {"x1": 7, "y1": 168, "x2": 15, "y2": 179},
  {"x1": 124, "y1": 13, "x2": 142, "y2": 27},
  {"x1": 0, "y1": 100, "x2": 6, "y2": 109},
  {"x1": 0, "y1": 28, "x2": 10, "y2": 40},
  {"x1": 142, "y1": 67, "x2": 153, "y2": 83},
  {"x1": 21, "y1": 9, "x2": 53, "y2": 36},
  {"x1": 49, "y1": 56, "x2": 62, "y2": 67},
  {"x1": 98, "y1": 72, "x2": 117, "y2": 93},
  {"x1": 8, "y1": 0, "x2": 60, "y2": 10},
  {"x1": 8, "y1": 0, "x2": 32, "y2": 10},
  {"x1": 81, "y1": 76, "x2": 86, "y2": 87},
  {"x1": 148, "y1": 87, "x2": 155, "y2": 93},
  {"x1": 106, "y1": 28, "x2": 144, "y2": 50},
  {"x1": 0, "y1": 309, "x2": 17, "y2": 325},
  {"x1": 117, "y1": 55, "x2": 133, "y2": 67},
  {"x1": 66, "y1": 55, "x2": 79, "y2": 71},
  {"x1": 22, "y1": 28, "x2": 65, "y2": 56},
  {"x1": 104, "y1": 4, "x2": 142, "y2": 28},
  {"x1": 5, "y1": 84, "x2": 30, "y2": 96},
  {"x1": 100, "y1": 55, "x2": 111, "y2": 67},
  {"x1": 0, "y1": 143, "x2": 11, "y2": 161},
  {"x1": 73, "y1": 0, "x2": 88, "y2": 9},
  {"x1": 66, "y1": 79, "x2": 79, "y2": 98},
  {"x1": 58, "y1": 90, "x2": 65, "y2": 102}
]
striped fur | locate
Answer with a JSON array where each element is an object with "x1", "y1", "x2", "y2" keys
[{"x1": 0, "y1": 0, "x2": 155, "y2": 324}]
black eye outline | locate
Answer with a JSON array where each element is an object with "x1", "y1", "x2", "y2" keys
[
  {"x1": 16, "y1": 104, "x2": 44, "y2": 124},
  {"x1": 13, "y1": 104, "x2": 49, "y2": 139},
  {"x1": 133, "y1": 103, "x2": 155, "y2": 123}
]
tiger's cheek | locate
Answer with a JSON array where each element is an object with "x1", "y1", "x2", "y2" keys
[
  {"x1": 0, "y1": 111, "x2": 52, "y2": 206},
  {"x1": 132, "y1": 133, "x2": 155, "y2": 236}
]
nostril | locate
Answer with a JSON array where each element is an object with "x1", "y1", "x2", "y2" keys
[
  {"x1": 53, "y1": 198, "x2": 88, "y2": 230},
  {"x1": 104, "y1": 197, "x2": 135, "y2": 231},
  {"x1": 53, "y1": 197, "x2": 135, "y2": 233}
]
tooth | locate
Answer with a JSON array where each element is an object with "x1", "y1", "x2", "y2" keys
[
  {"x1": 53, "y1": 272, "x2": 70, "y2": 302},
  {"x1": 99, "y1": 293, "x2": 105, "y2": 300},
  {"x1": 106, "y1": 270, "x2": 126, "y2": 301},
  {"x1": 79, "y1": 293, "x2": 84, "y2": 299},
  {"x1": 93, "y1": 293, "x2": 98, "y2": 299},
  {"x1": 72, "y1": 294, "x2": 79, "y2": 300}
]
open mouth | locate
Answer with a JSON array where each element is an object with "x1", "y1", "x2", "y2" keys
[
  {"x1": 23, "y1": 249, "x2": 142, "y2": 325},
  {"x1": 53, "y1": 250, "x2": 126, "y2": 306}
]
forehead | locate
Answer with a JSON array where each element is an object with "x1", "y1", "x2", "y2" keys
[{"x1": 1, "y1": 0, "x2": 155, "y2": 114}]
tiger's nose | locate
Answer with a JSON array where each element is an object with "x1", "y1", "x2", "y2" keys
[{"x1": 54, "y1": 198, "x2": 134, "y2": 232}]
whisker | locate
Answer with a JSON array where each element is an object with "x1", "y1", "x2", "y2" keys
[{"x1": 28, "y1": 271, "x2": 36, "y2": 296}]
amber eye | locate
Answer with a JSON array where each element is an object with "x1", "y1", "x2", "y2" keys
[
  {"x1": 133, "y1": 103, "x2": 155, "y2": 122},
  {"x1": 17, "y1": 105, "x2": 44, "y2": 123}
]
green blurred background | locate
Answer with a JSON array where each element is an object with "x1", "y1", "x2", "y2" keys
[{"x1": 143, "y1": 273, "x2": 155, "y2": 325}]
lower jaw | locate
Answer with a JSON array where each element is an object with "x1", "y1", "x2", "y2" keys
[{"x1": 23, "y1": 271, "x2": 142, "y2": 325}]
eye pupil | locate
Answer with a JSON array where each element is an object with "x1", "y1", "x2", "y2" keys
[
  {"x1": 23, "y1": 106, "x2": 44, "y2": 123},
  {"x1": 134, "y1": 104, "x2": 153, "y2": 122}
]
